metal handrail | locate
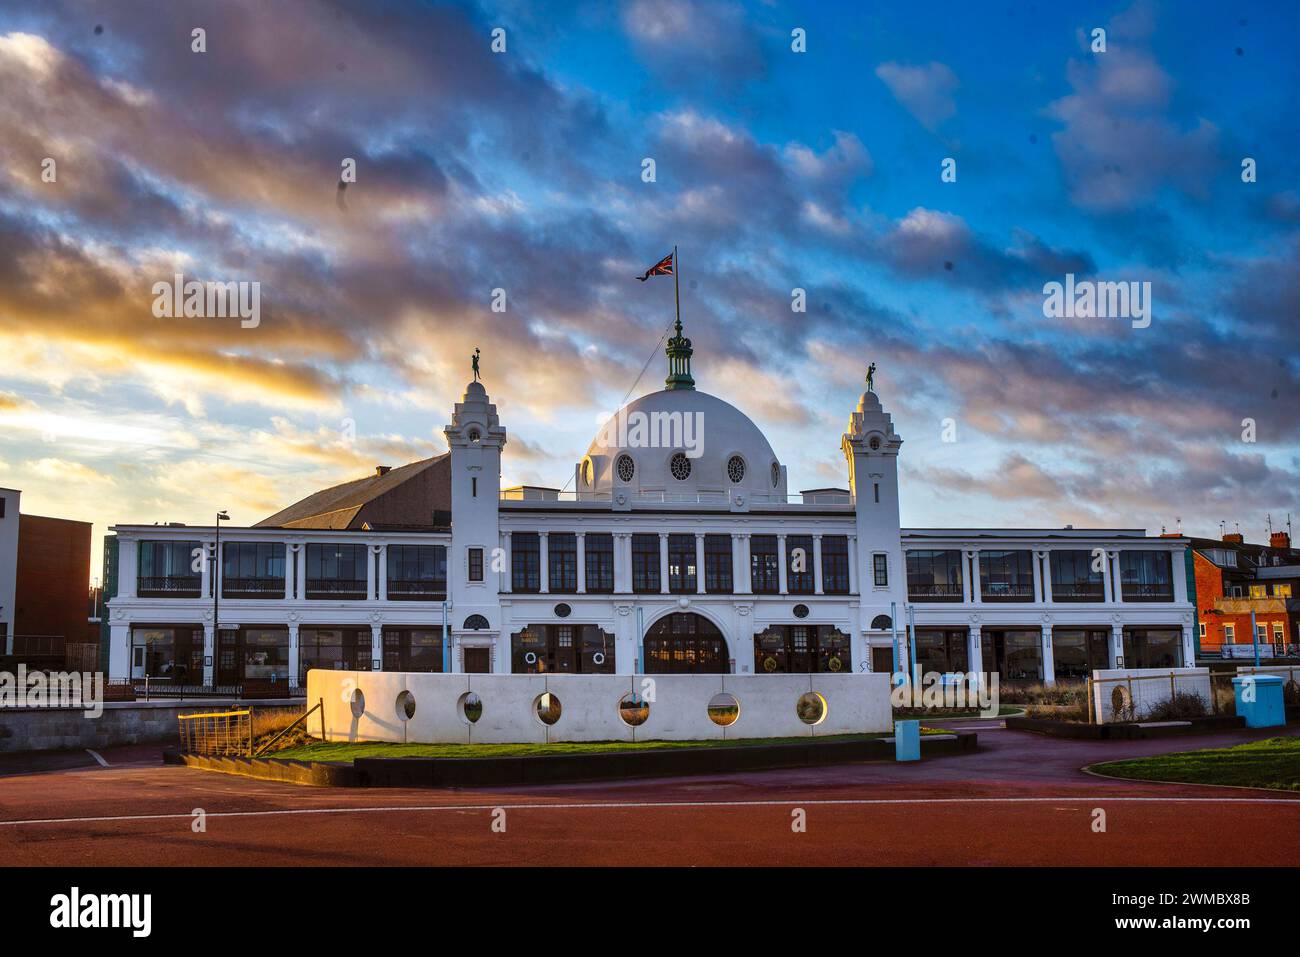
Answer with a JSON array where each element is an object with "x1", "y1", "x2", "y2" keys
[{"x1": 253, "y1": 698, "x2": 325, "y2": 757}]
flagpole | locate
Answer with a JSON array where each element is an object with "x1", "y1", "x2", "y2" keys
[{"x1": 673, "y1": 244, "x2": 681, "y2": 328}]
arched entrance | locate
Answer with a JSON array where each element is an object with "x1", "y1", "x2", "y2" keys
[{"x1": 644, "y1": 612, "x2": 730, "y2": 674}]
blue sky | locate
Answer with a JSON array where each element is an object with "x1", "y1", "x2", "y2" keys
[{"x1": 0, "y1": 0, "x2": 1297, "y2": 576}]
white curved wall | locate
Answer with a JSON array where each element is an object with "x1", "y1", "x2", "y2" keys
[{"x1": 307, "y1": 670, "x2": 892, "y2": 744}]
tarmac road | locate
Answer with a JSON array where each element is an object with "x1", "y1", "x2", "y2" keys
[{"x1": 0, "y1": 727, "x2": 1297, "y2": 866}]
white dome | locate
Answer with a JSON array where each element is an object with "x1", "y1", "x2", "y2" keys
[{"x1": 577, "y1": 388, "x2": 787, "y2": 504}]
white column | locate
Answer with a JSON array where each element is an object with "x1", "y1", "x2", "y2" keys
[
  {"x1": 1038, "y1": 550, "x2": 1053, "y2": 603},
  {"x1": 283, "y1": 543, "x2": 294, "y2": 599},
  {"x1": 777, "y1": 534, "x2": 788, "y2": 594},
  {"x1": 732, "y1": 533, "x2": 751, "y2": 594},
  {"x1": 366, "y1": 544, "x2": 377, "y2": 600},
  {"x1": 539, "y1": 532, "x2": 550, "y2": 593},
  {"x1": 370, "y1": 624, "x2": 383, "y2": 671},
  {"x1": 287, "y1": 623, "x2": 300, "y2": 688},
  {"x1": 966, "y1": 550, "x2": 981, "y2": 604},
  {"x1": 968, "y1": 625, "x2": 983, "y2": 678},
  {"x1": 1108, "y1": 550, "x2": 1123, "y2": 604},
  {"x1": 199, "y1": 539, "x2": 213, "y2": 598},
  {"x1": 1172, "y1": 548, "x2": 1188, "y2": 604},
  {"x1": 296, "y1": 545, "x2": 307, "y2": 600},
  {"x1": 109, "y1": 623, "x2": 131, "y2": 679},
  {"x1": 695, "y1": 533, "x2": 706, "y2": 594},
  {"x1": 614, "y1": 533, "x2": 630, "y2": 594},
  {"x1": 501, "y1": 532, "x2": 512, "y2": 593},
  {"x1": 813, "y1": 535, "x2": 824, "y2": 595},
  {"x1": 202, "y1": 624, "x2": 215, "y2": 685},
  {"x1": 1181, "y1": 624, "x2": 1194, "y2": 667},
  {"x1": 658, "y1": 533, "x2": 669, "y2": 594},
  {"x1": 118, "y1": 538, "x2": 138, "y2": 598},
  {"x1": 1030, "y1": 549, "x2": 1043, "y2": 604},
  {"x1": 1041, "y1": 625, "x2": 1055, "y2": 685},
  {"x1": 577, "y1": 533, "x2": 587, "y2": 594},
  {"x1": 377, "y1": 544, "x2": 388, "y2": 601},
  {"x1": 847, "y1": 536, "x2": 858, "y2": 594},
  {"x1": 1110, "y1": 623, "x2": 1124, "y2": 668}
]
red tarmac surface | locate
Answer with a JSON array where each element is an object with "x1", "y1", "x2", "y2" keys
[{"x1": 1, "y1": 726, "x2": 1297, "y2": 866}]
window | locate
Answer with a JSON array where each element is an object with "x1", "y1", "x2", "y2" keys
[
  {"x1": 616, "y1": 454, "x2": 635, "y2": 482},
  {"x1": 222, "y1": 542, "x2": 285, "y2": 597},
  {"x1": 872, "y1": 553, "x2": 888, "y2": 588},
  {"x1": 750, "y1": 535, "x2": 779, "y2": 594},
  {"x1": 511, "y1": 533, "x2": 540, "y2": 593},
  {"x1": 726, "y1": 455, "x2": 745, "y2": 483},
  {"x1": 1257, "y1": 624, "x2": 1268, "y2": 643},
  {"x1": 1224, "y1": 624, "x2": 1235, "y2": 643},
  {"x1": 632, "y1": 534, "x2": 660, "y2": 593},
  {"x1": 821, "y1": 536, "x2": 850, "y2": 594},
  {"x1": 129, "y1": 626, "x2": 204, "y2": 680},
  {"x1": 787, "y1": 535, "x2": 814, "y2": 594},
  {"x1": 669, "y1": 452, "x2": 692, "y2": 481},
  {"x1": 906, "y1": 549, "x2": 963, "y2": 601},
  {"x1": 1199, "y1": 623, "x2": 1206, "y2": 638},
  {"x1": 703, "y1": 534, "x2": 732, "y2": 593},
  {"x1": 1121, "y1": 627, "x2": 1182, "y2": 669},
  {"x1": 468, "y1": 547, "x2": 484, "y2": 582},
  {"x1": 1119, "y1": 551, "x2": 1173, "y2": 601},
  {"x1": 668, "y1": 534, "x2": 697, "y2": 593},
  {"x1": 387, "y1": 544, "x2": 447, "y2": 600},
  {"x1": 1050, "y1": 550, "x2": 1104, "y2": 601},
  {"x1": 138, "y1": 540, "x2": 202, "y2": 595},
  {"x1": 1273, "y1": 583, "x2": 1292, "y2": 598},
  {"x1": 548, "y1": 533, "x2": 577, "y2": 592},
  {"x1": 979, "y1": 550, "x2": 1034, "y2": 601},
  {"x1": 1249, "y1": 584, "x2": 1267, "y2": 599},
  {"x1": 305, "y1": 543, "x2": 367, "y2": 598},
  {"x1": 771, "y1": 462, "x2": 780, "y2": 488},
  {"x1": 584, "y1": 533, "x2": 614, "y2": 593}
]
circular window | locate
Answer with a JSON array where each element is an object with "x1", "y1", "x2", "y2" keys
[
  {"x1": 554, "y1": 602, "x2": 572, "y2": 618},
  {"x1": 770, "y1": 462, "x2": 780, "y2": 488},
  {"x1": 615, "y1": 453, "x2": 635, "y2": 483},
  {"x1": 581, "y1": 458, "x2": 592, "y2": 486},
  {"x1": 534, "y1": 692, "x2": 562, "y2": 726},
  {"x1": 796, "y1": 692, "x2": 827, "y2": 725},
  {"x1": 726, "y1": 455, "x2": 746, "y2": 483},
  {"x1": 349, "y1": 687, "x2": 365, "y2": 718},
  {"x1": 868, "y1": 435, "x2": 881, "y2": 451},
  {"x1": 707, "y1": 692, "x2": 740, "y2": 726},
  {"x1": 458, "y1": 691, "x2": 482, "y2": 724},
  {"x1": 617, "y1": 692, "x2": 650, "y2": 727},
  {"x1": 396, "y1": 690, "x2": 416, "y2": 721},
  {"x1": 669, "y1": 452, "x2": 692, "y2": 481},
  {"x1": 793, "y1": 603, "x2": 810, "y2": 619}
]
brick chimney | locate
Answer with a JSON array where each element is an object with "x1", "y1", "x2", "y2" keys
[
  {"x1": 375, "y1": 465, "x2": 392, "y2": 476},
  {"x1": 1271, "y1": 531, "x2": 1292, "y2": 550},
  {"x1": 1222, "y1": 532, "x2": 1244, "y2": 544}
]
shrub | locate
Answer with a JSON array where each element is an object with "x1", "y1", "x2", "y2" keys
[{"x1": 1143, "y1": 690, "x2": 1208, "y2": 721}]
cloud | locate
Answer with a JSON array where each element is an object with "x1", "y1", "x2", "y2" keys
[{"x1": 875, "y1": 61, "x2": 958, "y2": 131}]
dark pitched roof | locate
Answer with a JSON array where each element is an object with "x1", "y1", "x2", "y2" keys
[{"x1": 255, "y1": 454, "x2": 450, "y2": 530}]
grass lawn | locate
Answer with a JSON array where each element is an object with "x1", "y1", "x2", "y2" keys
[
  {"x1": 270, "y1": 727, "x2": 954, "y2": 762},
  {"x1": 1089, "y1": 736, "x2": 1300, "y2": 791}
]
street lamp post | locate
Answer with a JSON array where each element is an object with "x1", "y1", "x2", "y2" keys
[{"x1": 213, "y1": 510, "x2": 229, "y2": 686}]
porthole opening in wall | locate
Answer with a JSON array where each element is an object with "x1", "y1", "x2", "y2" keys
[
  {"x1": 707, "y1": 692, "x2": 740, "y2": 726},
  {"x1": 581, "y1": 458, "x2": 592, "y2": 486},
  {"x1": 554, "y1": 602, "x2": 572, "y2": 618},
  {"x1": 616, "y1": 453, "x2": 635, "y2": 483},
  {"x1": 534, "y1": 692, "x2": 562, "y2": 725},
  {"x1": 726, "y1": 455, "x2": 746, "y2": 483},
  {"x1": 793, "y1": 603, "x2": 810, "y2": 619},
  {"x1": 618, "y1": 692, "x2": 649, "y2": 727},
  {"x1": 669, "y1": 451, "x2": 691, "y2": 480},
  {"x1": 349, "y1": 688, "x2": 365, "y2": 719},
  {"x1": 458, "y1": 691, "x2": 482, "y2": 724},
  {"x1": 770, "y1": 462, "x2": 780, "y2": 488},
  {"x1": 868, "y1": 435, "x2": 881, "y2": 451},
  {"x1": 396, "y1": 690, "x2": 416, "y2": 721},
  {"x1": 796, "y1": 692, "x2": 827, "y2": 725}
]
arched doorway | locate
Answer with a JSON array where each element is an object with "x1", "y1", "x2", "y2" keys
[{"x1": 644, "y1": 613, "x2": 729, "y2": 674}]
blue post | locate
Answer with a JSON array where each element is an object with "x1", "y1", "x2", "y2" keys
[
  {"x1": 890, "y1": 600, "x2": 900, "y2": 682},
  {"x1": 907, "y1": 603, "x2": 920, "y2": 688},
  {"x1": 895, "y1": 719, "x2": 921, "y2": 762},
  {"x1": 636, "y1": 605, "x2": 645, "y2": 675},
  {"x1": 1251, "y1": 610, "x2": 1260, "y2": 667},
  {"x1": 441, "y1": 601, "x2": 450, "y2": 673}
]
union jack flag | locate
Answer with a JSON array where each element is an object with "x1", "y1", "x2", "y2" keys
[{"x1": 636, "y1": 251, "x2": 674, "y2": 281}]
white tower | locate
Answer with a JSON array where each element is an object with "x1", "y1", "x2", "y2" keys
[
  {"x1": 444, "y1": 379, "x2": 507, "y2": 672},
  {"x1": 842, "y1": 385, "x2": 908, "y2": 668}
]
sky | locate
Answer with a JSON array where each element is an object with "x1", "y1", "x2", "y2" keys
[{"x1": 0, "y1": 0, "x2": 1297, "y2": 581}]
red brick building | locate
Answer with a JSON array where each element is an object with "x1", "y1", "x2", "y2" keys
[
  {"x1": 13, "y1": 514, "x2": 93, "y2": 656},
  {"x1": 1191, "y1": 531, "x2": 1299, "y2": 660}
]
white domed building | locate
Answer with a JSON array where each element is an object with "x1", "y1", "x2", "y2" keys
[{"x1": 105, "y1": 317, "x2": 1195, "y2": 689}]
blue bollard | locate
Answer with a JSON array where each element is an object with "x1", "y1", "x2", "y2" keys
[
  {"x1": 1232, "y1": 675, "x2": 1286, "y2": 728},
  {"x1": 894, "y1": 719, "x2": 921, "y2": 762}
]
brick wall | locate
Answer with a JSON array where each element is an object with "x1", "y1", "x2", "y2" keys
[{"x1": 13, "y1": 515, "x2": 92, "y2": 647}]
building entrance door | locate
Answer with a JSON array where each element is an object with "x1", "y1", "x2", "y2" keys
[{"x1": 463, "y1": 647, "x2": 491, "y2": 673}]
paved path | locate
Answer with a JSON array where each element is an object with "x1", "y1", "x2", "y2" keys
[{"x1": 0, "y1": 727, "x2": 1296, "y2": 866}]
